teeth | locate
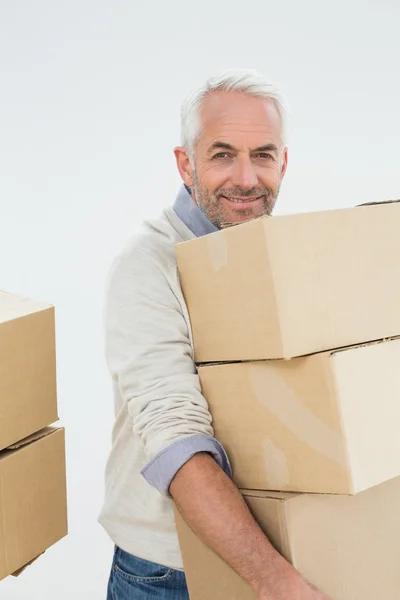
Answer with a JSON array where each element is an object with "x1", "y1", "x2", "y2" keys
[{"x1": 227, "y1": 198, "x2": 254, "y2": 203}]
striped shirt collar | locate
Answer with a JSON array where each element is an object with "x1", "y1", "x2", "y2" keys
[{"x1": 173, "y1": 185, "x2": 219, "y2": 238}]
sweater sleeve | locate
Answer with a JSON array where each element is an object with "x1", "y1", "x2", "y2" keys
[{"x1": 104, "y1": 243, "x2": 232, "y2": 495}]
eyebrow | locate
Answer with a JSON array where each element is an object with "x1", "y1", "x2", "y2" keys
[{"x1": 207, "y1": 141, "x2": 279, "y2": 155}]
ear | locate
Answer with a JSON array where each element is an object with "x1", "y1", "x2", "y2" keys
[
  {"x1": 174, "y1": 146, "x2": 194, "y2": 186},
  {"x1": 280, "y1": 147, "x2": 288, "y2": 179}
]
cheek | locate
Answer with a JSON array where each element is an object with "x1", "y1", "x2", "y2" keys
[
  {"x1": 259, "y1": 165, "x2": 282, "y2": 186},
  {"x1": 198, "y1": 163, "x2": 230, "y2": 188}
]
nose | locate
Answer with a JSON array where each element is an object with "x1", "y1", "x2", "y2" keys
[{"x1": 230, "y1": 155, "x2": 258, "y2": 190}]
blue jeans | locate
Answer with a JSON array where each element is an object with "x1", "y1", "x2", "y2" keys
[{"x1": 107, "y1": 546, "x2": 190, "y2": 600}]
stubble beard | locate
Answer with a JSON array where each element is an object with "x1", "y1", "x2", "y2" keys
[{"x1": 192, "y1": 172, "x2": 281, "y2": 229}]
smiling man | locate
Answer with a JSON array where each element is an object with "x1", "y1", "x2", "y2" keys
[
  {"x1": 175, "y1": 86, "x2": 287, "y2": 228},
  {"x1": 101, "y1": 69, "x2": 330, "y2": 600}
]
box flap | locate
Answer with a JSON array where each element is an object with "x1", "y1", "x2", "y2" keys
[
  {"x1": 0, "y1": 291, "x2": 53, "y2": 325},
  {"x1": 329, "y1": 335, "x2": 400, "y2": 356},
  {"x1": 5, "y1": 426, "x2": 60, "y2": 451},
  {"x1": 11, "y1": 552, "x2": 45, "y2": 577},
  {"x1": 199, "y1": 336, "x2": 400, "y2": 364},
  {"x1": 240, "y1": 489, "x2": 300, "y2": 501},
  {"x1": 357, "y1": 199, "x2": 400, "y2": 206}
]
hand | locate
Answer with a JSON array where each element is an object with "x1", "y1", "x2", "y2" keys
[
  {"x1": 308, "y1": 582, "x2": 331, "y2": 599},
  {"x1": 257, "y1": 574, "x2": 332, "y2": 600}
]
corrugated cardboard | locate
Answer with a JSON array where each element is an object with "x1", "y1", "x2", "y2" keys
[
  {"x1": 0, "y1": 427, "x2": 68, "y2": 581},
  {"x1": 199, "y1": 337, "x2": 400, "y2": 494},
  {"x1": 175, "y1": 475, "x2": 400, "y2": 600},
  {"x1": 176, "y1": 202, "x2": 400, "y2": 362},
  {"x1": 0, "y1": 291, "x2": 58, "y2": 451}
]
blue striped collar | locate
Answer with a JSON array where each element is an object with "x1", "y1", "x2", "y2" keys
[{"x1": 173, "y1": 185, "x2": 219, "y2": 238}]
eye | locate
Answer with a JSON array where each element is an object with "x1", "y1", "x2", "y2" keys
[
  {"x1": 212, "y1": 152, "x2": 231, "y2": 159},
  {"x1": 256, "y1": 153, "x2": 274, "y2": 160}
]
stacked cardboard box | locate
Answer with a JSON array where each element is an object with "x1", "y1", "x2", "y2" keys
[
  {"x1": 0, "y1": 291, "x2": 68, "y2": 582},
  {"x1": 174, "y1": 201, "x2": 400, "y2": 599}
]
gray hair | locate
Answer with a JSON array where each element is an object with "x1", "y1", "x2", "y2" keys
[{"x1": 180, "y1": 68, "x2": 290, "y2": 164}]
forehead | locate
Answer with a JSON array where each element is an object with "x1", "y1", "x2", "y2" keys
[{"x1": 198, "y1": 91, "x2": 283, "y2": 146}]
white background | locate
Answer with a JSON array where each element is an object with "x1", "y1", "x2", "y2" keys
[{"x1": 1, "y1": 1, "x2": 399, "y2": 598}]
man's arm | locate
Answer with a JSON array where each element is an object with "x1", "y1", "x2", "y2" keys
[
  {"x1": 171, "y1": 453, "x2": 330, "y2": 600},
  {"x1": 105, "y1": 242, "x2": 329, "y2": 600}
]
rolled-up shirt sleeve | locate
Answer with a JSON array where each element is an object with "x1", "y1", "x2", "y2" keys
[
  {"x1": 141, "y1": 434, "x2": 232, "y2": 496},
  {"x1": 105, "y1": 241, "x2": 232, "y2": 496}
]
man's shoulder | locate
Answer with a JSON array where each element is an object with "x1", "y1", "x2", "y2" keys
[{"x1": 109, "y1": 209, "x2": 183, "y2": 279}]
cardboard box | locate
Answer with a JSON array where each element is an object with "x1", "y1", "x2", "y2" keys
[
  {"x1": 199, "y1": 337, "x2": 400, "y2": 494},
  {"x1": 0, "y1": 427, "x2": 68, "y2": 581},
  {"x1": 175, "y1": 476, "x2": 400, "y2": 600},
  {"x1": 0, "y1": 291, "x2": 58, "y2": 451},
  {"x1": 176, "y1": 202, "x2": 400, "y2": 362}
]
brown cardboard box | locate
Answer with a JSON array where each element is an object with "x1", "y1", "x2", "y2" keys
[
  {"x1": 176, "y1": 202, "x2": 400, "y2": 362},
  {"x1": 175, "y1": 476, "x2": 400, "y2": 600},
  {"x1": 0, "y1": 427, "x2": 68, "y2": 581},
  {"x1": 0, "y1": 291, "x2": 58, "y2": 451},
  {"x1": 199, "y1": 337, "x2": 400, "y2": 494}
]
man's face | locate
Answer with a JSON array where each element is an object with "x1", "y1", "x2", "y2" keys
[{"x1": 176, "y1": 91, "x2": 288, "y2": 228}]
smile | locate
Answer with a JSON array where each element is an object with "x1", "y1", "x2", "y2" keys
[{"x1": 222, "y1": 196, "x2": 262, "y2": 203}]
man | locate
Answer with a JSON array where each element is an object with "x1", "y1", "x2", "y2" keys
[{"x1": 100, "y1": 69, "x2": 330, "y2": 600}]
